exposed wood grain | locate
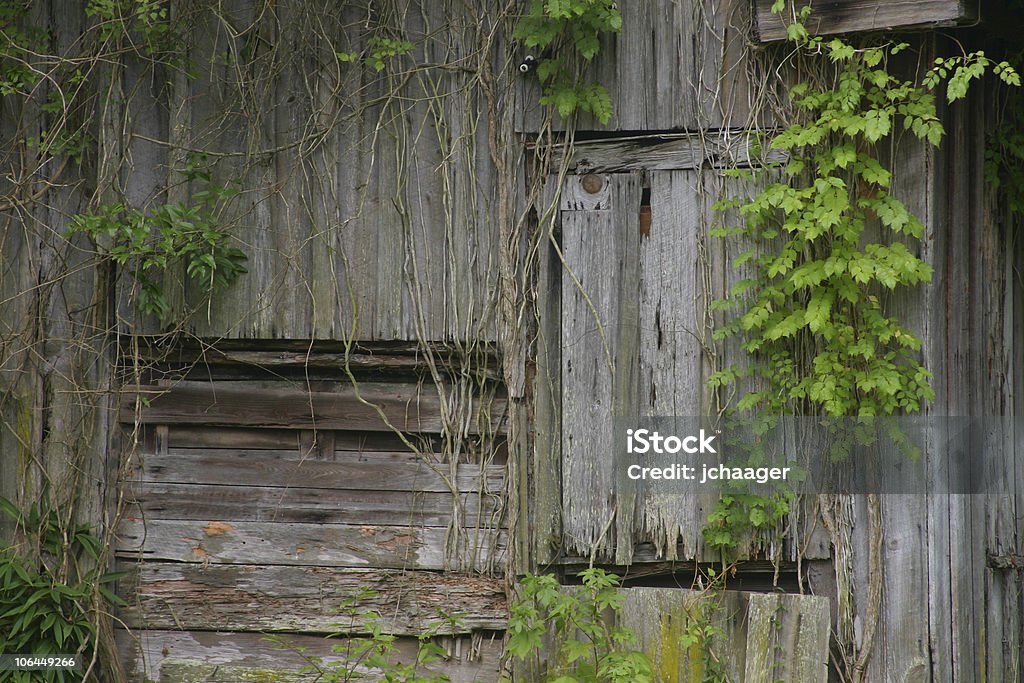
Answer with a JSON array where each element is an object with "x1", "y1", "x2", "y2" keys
[
  {"x1": 755, "y1": 0, "x2": 974, "y2": 42},
  {"x1": 119, "y1": 563, "x2": 507, "y2": 634},
  {"x1": 560, "y1": 173, "x2": 642, "y2": 562},
  {"x1": 116, "y1": 629, "x2": 505, "y2": 683},
  {"x1": 743, "y1": 593, "x2": 830, "y2": 683},
  {"x1": 541, "y1": 133, "x2": 786, "y2": 174},
  {"x1": 115, "y1": 519, "x2": 505, "y2": 570},
  {"x1": 130, "y1": 448, "x2": 503, "y2": 493},
  {"x1": 127, "y1": 482, "x2": 501, "y2": 527},
  {"x1": 120, "y1": 382, "x2": 507, "y2": 434}
]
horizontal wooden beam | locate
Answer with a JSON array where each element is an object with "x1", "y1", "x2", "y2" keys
[
  {"x1": 119, "y1": 563, "x2": 507, "y2": 635},
  {"x1": 128, "y1": 482, "x2": 502, "y2": 527},
  {"x1": 120, "y1": 382, "x2": 507, "y2": 434},
  {"x1": 117, "y1": 629, "x2": 504, "y2": 683},
  {"x1": 131, "y1": 448, "x2": 504, "y2": 493},
  {"x1": 536, "y1": 132, "x2": 786, "y2": 174},
  {"x1": 755, "y1": 0, "x2": 974, "y2": 42},
  {"x1": 115, "y1": 519, "x2": 505, "y2": 571}
]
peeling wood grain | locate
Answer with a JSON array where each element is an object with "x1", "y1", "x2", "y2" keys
[
  {"x1": 755, "y1": 0, "x2": 974, "y2": 42},
  {"x1": 116, "y1": 629, "x2": 505, "y2": 683},
  {"x1": 126, "y1": 482, "x2": 501, "y2": 527},
  {"x1": 130, "y1": 448, "x2": 504, "y2": 493},
  {"x1": 120, "y1": 382, "x2": 507, "y2": 434},
  {"x1": 541, "y1": 133, "x2": 787, "y2": 174},
  {"x1": 115, "y1": 519, "x2": 505, "y2": 571},
  {"x1": 559, "y1": 173, "x2": 642, "y2": 562},
  {"x1": 119, "y1": 564, "x2": 507, "y2": 635}
]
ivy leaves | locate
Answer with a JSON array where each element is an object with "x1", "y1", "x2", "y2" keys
[
  {"x1": 515, "y1": 0, "x2": 622, "y2": 124},
  {"x1": 70, "y1": 159, "x2": 246, "y2": 320}
]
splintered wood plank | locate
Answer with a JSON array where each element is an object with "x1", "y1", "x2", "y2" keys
[
  {"x1": 636, "y1": 171, "x2": 711, "y2": 562},
  {"x1": 559, "y1": 173, "x2": 642, "y2": 563},
  {"x1": 541, "y1": 133, "x2": 786, "y2": 174},
  {"x1": 126, "y1": 482, "x2": 502, "y2": 527},
  {"x1": 754, "y1": 0, "x2": 974, "y2": 42},
  {"x1": 119, "y1": 564, "x2": 507, "y2": 634},
  {"x1": 115, "y1": 519, "x2": 505, "y2": 570},
  {"x1": 116, "y1": 629, "x2": 504, "y2": 683},
  {"x1": 120, "y1": 382, "x2": 506, "y2": 433},
  {"x1": 130, "y1": 448, "x2": 504, "y2": 493}
]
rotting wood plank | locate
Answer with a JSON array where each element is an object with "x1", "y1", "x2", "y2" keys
[
  {"x1": 130, "y1": 449, "x2": 504, "y2": 493},
  {"x1": 120, "y1": 382, "x2": 507, "y2": 433},
  {"x1": 754, "y1": 0, "x2": 974, "y2": 42},
  {"x1": 126, "y1": 482, "x2": 502, "y2": 527},
  {"x1": 539, "y1": 133, "x2": 787, "y2": 174},
  {"x1": 119, "y1": 563, "x2": 507, "y2": 635},
  {"x1": 115, "y1": 519, "x2": 506, "y2": 571},
  {"x1": 116, "y1": 629, "x2": 504, "y2": 683},
  {"x1": 559, "y1": 173, "x2": 642, "y2": 562},
  {"x1": 165, "y1": 425, "x2": 443, "y2": 452}
]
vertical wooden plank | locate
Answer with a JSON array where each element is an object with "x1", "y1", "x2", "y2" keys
[
  {"x1": 637, "y1": 170, "x2": 708, "y2": 562},
  {"x1": 560, "y1": 173, "x2": 641, "y2": 562},
  {"x1": 533, "y1": 181, "x2": 564, "y2": 567}
]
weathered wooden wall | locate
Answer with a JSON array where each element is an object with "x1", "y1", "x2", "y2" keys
[{"x1": 115, "y1": 358, "x2": 508, "y2": 681}]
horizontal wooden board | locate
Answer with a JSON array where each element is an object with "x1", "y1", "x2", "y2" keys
[
  {"x1": 131, "y1": 448, "x2": 505, "y2": 493},
  {"x1": 540, "y1": 132, "x2": 787, "y2": 173},
  {"x1": 120, "y1": 382, "x2": 507, "y2": 434},
  {"x1": 117, "y1": 628, "x2": 504, "y2": 683},
  {"x1": 163, "y1": 425, "x2": 449, "y2": 453},
  {"x1": 119, "y1": 564, "x2": 507, "y2": 634},
  {"x1": 755, "y1": 0, "x2": 973, "y2": 41},
  {"x1": 115, "y1": 519, "x2": 506, "y2": 570},
  {"x1": 128, "y1": 482, "x2": 503, "y2": 527}
]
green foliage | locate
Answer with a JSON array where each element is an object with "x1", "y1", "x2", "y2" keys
[
  {"x1": 69, "y1": 156, "x2": 247, "y2": 319},
  {"x1": 985, "y1": 57, "x2": 1024, "y2": 215},
  {"x1": 0, "y1": 497, "x2": 125, "y2": 683},
  {"x1": 85, "y1": 0, "x2": 173, "y2": 54},
  {"x1": 269, "y1": 588, "x2": 457, "y2": 683},
  {"x1": 505, "y1": 569, "x2": 654, "y2": 683},
  {"x1": 676, "y1": 568, "x2": 730, "y2": 683},
  {"x1": 0, "y1": 1, "x2": 47, "y2": 97},
  {"x1": 701, "y1": 493, "x2": 792, "y2": 554},
  {"x1": 514, "y1": 0, "x2": 621, "y2": 123},
  {"x1": 337, "y1": 36, "x2": 415, "y2": 72},
  {"x1": 706, "y1": 5, "x2": 1019, "y2": 558}
]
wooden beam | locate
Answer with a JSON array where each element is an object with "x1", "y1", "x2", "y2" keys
[
  {"x1": 130, "y1": 448, "x2": 504, "y2": 493},
  {"x1": 119, "y1": 563, "x2": 507, "y2": 635},
  {"x1": 119, "y1": 382, "x2": 507, "y2": 434},
  {"x1": 537, "y1": 132, "x2": 786, "y2": 174},
  {"x1": 754, "y1": 0, "x2": 974, "y2": 42},
  {"x1": 116, "y1": 629, "x2": 505, "y2": 683},
  {"x1": 115, "y1": 519, "x2": 506, "y2": 571},
  {"x1": 127, "y1": 482, "x2": 502, "y2": 527}
]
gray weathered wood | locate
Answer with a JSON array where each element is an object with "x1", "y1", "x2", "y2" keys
[
  {"x1": 116, "y1": 629, "x2": 504, "y2": 683},
  {"x1": 617, "y1": 587, "x2": 830, "y2": 682},
  {"x1": 119, "y1": 563, "x2": 507, "y2": 635},
  {"x1": 116, "y1": 519, "x2": 505, "y2": 571},
  {"x1": 559, "y1": 173, "x2": 642, "y2": 562},
  {"x1": 541, "y1": 133, "x2": 786, "y2": 174},
  {"x1": 755, "y1": 0, "x2": 974, "y2": 42},
  {"x1": 130, "y1": 448, "x2": 503, "y2": 493},
  {"x1": 120, "y1": 382, "x2": 506, "y2": 433},
  {"x1": 126, "y1": 482, "x2": 500, "y2": 527}
]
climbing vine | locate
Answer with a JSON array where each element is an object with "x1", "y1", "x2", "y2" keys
[
  {"x1": 703, "y1": 5, "x2": 1019, "y2": 554},
  {"x1": 514, "y1": 0, "x2": 621, "y2": 123}
]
